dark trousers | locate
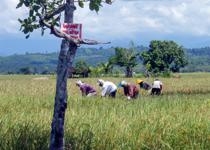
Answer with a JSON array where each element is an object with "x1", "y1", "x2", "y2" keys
[
  {"x1": 109, "y1": 90, "x2": 117, "y2": 98},
  {"x1": 151, "y1": 88, "x2": 161, "y2": 95}
]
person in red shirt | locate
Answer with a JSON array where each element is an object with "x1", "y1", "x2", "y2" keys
[{"x1": 119, "y1": 81, "x2": 139, "y2": 100}]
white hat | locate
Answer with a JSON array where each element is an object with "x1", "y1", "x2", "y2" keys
[
  {"x1": 97, "y1": 79, "x2": 104, "y2": 85},
  {"x1": 120, "y1": 80, "x2": 127, "y2": 86},
  {"x1": 76, "y1": 80, "x2": 83, "y2": 86}
]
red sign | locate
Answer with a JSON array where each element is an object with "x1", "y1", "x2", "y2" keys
[{"x1": 61, "y1": 23, "x2": 82, "y2": 40}]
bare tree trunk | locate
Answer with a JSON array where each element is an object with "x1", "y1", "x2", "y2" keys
[
  {"x1": 126, "y1": 66, "x2": 133, "y2": 77},
  {"x1": 50, "y1": 0, "x2": 76, "y2": 149}
]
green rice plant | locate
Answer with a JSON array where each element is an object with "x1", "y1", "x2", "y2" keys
[{"x1": 0, "y1": 73, "x2": 210, "y2": 149}]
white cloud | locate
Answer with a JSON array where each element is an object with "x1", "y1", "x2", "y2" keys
[
  {"x1": 0, "y1": 0, "x2": 27, "y2": 34},
  {"x1": 73, "y1": 0, "x2": 210, "y2": 40},
  {"x1": 1, "y1": 0, "x2": 210, "y2": 40}
]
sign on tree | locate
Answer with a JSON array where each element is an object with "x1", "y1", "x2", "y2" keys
[{"x1": 61, "y1": 23, "x2": 82, "y2": 40}]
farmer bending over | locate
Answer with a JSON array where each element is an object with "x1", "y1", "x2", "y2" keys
[
  {"x1": 119, "y1": 81, "x2": 139, "y2": 100},
  {"x1": 151, "y1": 79, "x2": 163, "y2": 95},
  {"x1": 76, "y1": 80, "x2": 97, "y2": 97},
  {"x1": 136, "y1": 79, "x2": 151, "y2": 91},
  {"x1": 97, "y1": 79, "x2": 117, "y2": 98}
]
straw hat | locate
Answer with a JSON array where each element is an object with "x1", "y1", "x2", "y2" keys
[{"x1": 136, "y1": 79, "x2": 143, "y2": 84}]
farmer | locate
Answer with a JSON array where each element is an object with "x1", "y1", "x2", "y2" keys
[
  {"x1": 151, "y1": 79, "x2": 163, "y2": 95},
  {"x1": 76, "y1": 80, "x2": 97, "y2": 97},
  {"x1": 136, "y1": 79, "x2": 152, "y2": 91},
  {"x1": 97, "y1": 79, "x2": 117, "y2": 98},
  {"x1": 119, "y1": 81, "x2": 139, "y2": 100}
]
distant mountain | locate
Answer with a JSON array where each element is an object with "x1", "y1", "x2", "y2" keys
[
  {"x1": 0, "y1": 46, "x2": 209, "y2": 74},
  {"x1": 182, "y1": 47, "x2": 210, "y2": 72},
  {"x1": 0, "y1": 47, "x2": 117, "y2": 74}
]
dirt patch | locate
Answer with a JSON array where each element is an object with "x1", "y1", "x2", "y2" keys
[{"x1": 32, "y1": 77, "x2": 49, "y2": 80}]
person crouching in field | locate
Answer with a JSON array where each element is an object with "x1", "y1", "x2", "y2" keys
[
  {"x1": 76, "y1": 80, "x2": 97, "y2": 97},
  {"x1": 119, "y1": 81, "x2": 139, "y2": 100},
  {"x1": 151, "y1": 79, "x2": 163, "y2": 95},
  {"x1": 97, "y1": 79, "x2": 117, "y2": 98},
  {"x1": 136, "y1": 79, "x2": 152, "y2": 91}
]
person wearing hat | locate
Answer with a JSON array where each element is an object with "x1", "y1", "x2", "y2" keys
[
  {"x1": 151, "y1": 79, "x2": 163, "y2": 95},
  {"x1": 76, "y1": 80, "x2": 97, "y2": 97},
  {"x1": 119, "y1": 81, "x2": 139, "y2": 100},
  {"x1": 97, "y1": 79, "x2": 117, "y2": 98},
  {"x1": 136, "y1": 79, "x2": 152, "y2": 91}
]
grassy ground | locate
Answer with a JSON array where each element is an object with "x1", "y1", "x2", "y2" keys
[{"x1": 0, "y1": 73, "x2": 210, "y2": 150}]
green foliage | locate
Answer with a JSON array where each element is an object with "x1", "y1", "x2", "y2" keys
[
  {"x1": 141, "y1": 40, "x2": 188, "y2": 75},
  {"x1": 182, "y1": 47, "x2": 210, "y2": 72},
  {"x1": 0, "y1": 53, "x2": 58, "y2": 74},
  {"x1": 74, "y1": 60, "x2": 90, "y2": 74},
  {"x1": 16, "y1": 0, "x2": 112, "y2": 38},
  {"x1": 78, "y1": 0, "x2": 112, "y2": 11},
  {"x1": 17, "y1": 0, "x2": 63, "y2": 38},
  {"x1": 89, "y1": 61, "x2": 113, "y2": 77},
  {"x1": 19, "y1": 66, "x2": 36, "y2": 74},
  {"x1": 1, "y1": 46, "x2": 210, "y2": 74},
  {"x1": 98, "y1": 61, "x2": 113, "y2": 74},
  {"x1": 110, "y1": 47, "x2": 139, "y2": 77},
  {"x1": 89, "y1": 66, "x2": 103, "y2": 77}
]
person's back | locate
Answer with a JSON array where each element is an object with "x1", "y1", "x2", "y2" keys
[
  {"x1": 152, "y1": 80, "x2": 162, "y2": 89},
  {"x1": 102, "y1": 81, "x2": 117, "y2": 97},
  {"x1": 136, "y1": 79, "x2": 151, "y2": 91},
  {"x1": 141, "y1": 82, "x2": 151, "y2": 90},
  {"x1": 151, "y1": 79, "x2": 163, "y2": 95},
  {"x1": 76, "y1": 80, "x2": 96, "y2": 97},
  {"x1": 97, "y1": 79, "x2": 117, "y2": 98},
  {"x1": 80, "y1": 84, "x2": 96, "y2": 96},
  {"x1": 123, "y1": 84, "x2": 139, "y2": 99}
]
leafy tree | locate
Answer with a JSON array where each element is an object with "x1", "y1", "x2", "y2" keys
[
  {"x1": 74, "y1": 60, "x2": 90, "y2": 77},
  {"x1": 89, "y1": 65, "x2": 104, "y2": 77},
  {"x1": 19, "y1": 66, "x2": 35, "y2": 74},
  {"x1": 141, "y1": 40, "x2": 188, "y2": 75},
  {"x1": 75, "y1": 60, "x2": 89, "y2": 73},
  {"x1": 110, "y1": 47, "x2": 139, "y2": 77},
  {"x1": 16, "y1": 0, "x2": 112, "y2": 149},
  {"x1": 99, "y1": 61, "x2": 113, "y2": 74},
  {"x1": 89, "y1": 61, "x2": 113, "y2": 77}
]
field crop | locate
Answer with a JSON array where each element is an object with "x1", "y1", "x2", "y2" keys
[{"x1": 0, "y1": 73, "x2": 210, "y2": 150}]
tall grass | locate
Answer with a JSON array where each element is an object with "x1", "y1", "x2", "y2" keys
[{"x1": 0, "y1": 73, "x2": 210, "y2": 149}]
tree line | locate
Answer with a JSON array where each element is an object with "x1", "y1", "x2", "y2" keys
[
  {"x1": 2, "y1": 40, "x2": 188, "y2": 77},
  {"x1": 4, "y1": 43, "x2": 210, "y2": 75},
  {"x1": 72, "y1": 40, "x2": 188, "y2": 78}
]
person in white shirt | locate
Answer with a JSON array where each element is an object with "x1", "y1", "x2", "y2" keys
[
  {"x1": 97, "y1": 79, "x2": 117, "y2": 98},
  {"x1": 151, "y1": 79, "x2": 163, "y2": 95}
]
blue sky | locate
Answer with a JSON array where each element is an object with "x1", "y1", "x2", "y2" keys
[{"x1": 1, "y1": 0, "x2": 210, "y2": 55}]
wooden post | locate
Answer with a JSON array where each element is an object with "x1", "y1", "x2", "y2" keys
[{"x1": 50, "y1": 0, "x2": 77, "y2": 149}]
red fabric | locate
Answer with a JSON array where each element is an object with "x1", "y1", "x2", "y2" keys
[{"x1": 123, "y1": 84, "x2": 139, "y2": 98}]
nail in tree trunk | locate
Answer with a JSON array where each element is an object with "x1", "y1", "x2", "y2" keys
[{"x1": 50, "y1": 0, "x2": 76, "y2": 149}]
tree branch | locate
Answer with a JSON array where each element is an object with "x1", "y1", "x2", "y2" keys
[
  {"x1": 74, "y1": 0, "x2": 114, "y2": 4},
  {"x1": 80, "y1": 39, "x2": 111, "y2": 45},
  {"x1": 44, "y1": 4, "x2": 66, "y2": 20},
  {"x1": 41, "y1": 19, "x2": 77, "y2": 44},
  {"x1": 40, "y1": 18, "x2": 110, "y2": 46}
]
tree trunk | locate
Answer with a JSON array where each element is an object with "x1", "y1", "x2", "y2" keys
[
  {"x1": 50, "y1": 0, "x2": 76, "y2": 149},
  {"x1": 126, "y1": 66, "x2": 133, "y2": 77}
]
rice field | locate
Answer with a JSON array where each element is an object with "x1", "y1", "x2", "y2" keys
[{"x1": 0, "y1": 73, "x2": 210, "y2": 150}]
